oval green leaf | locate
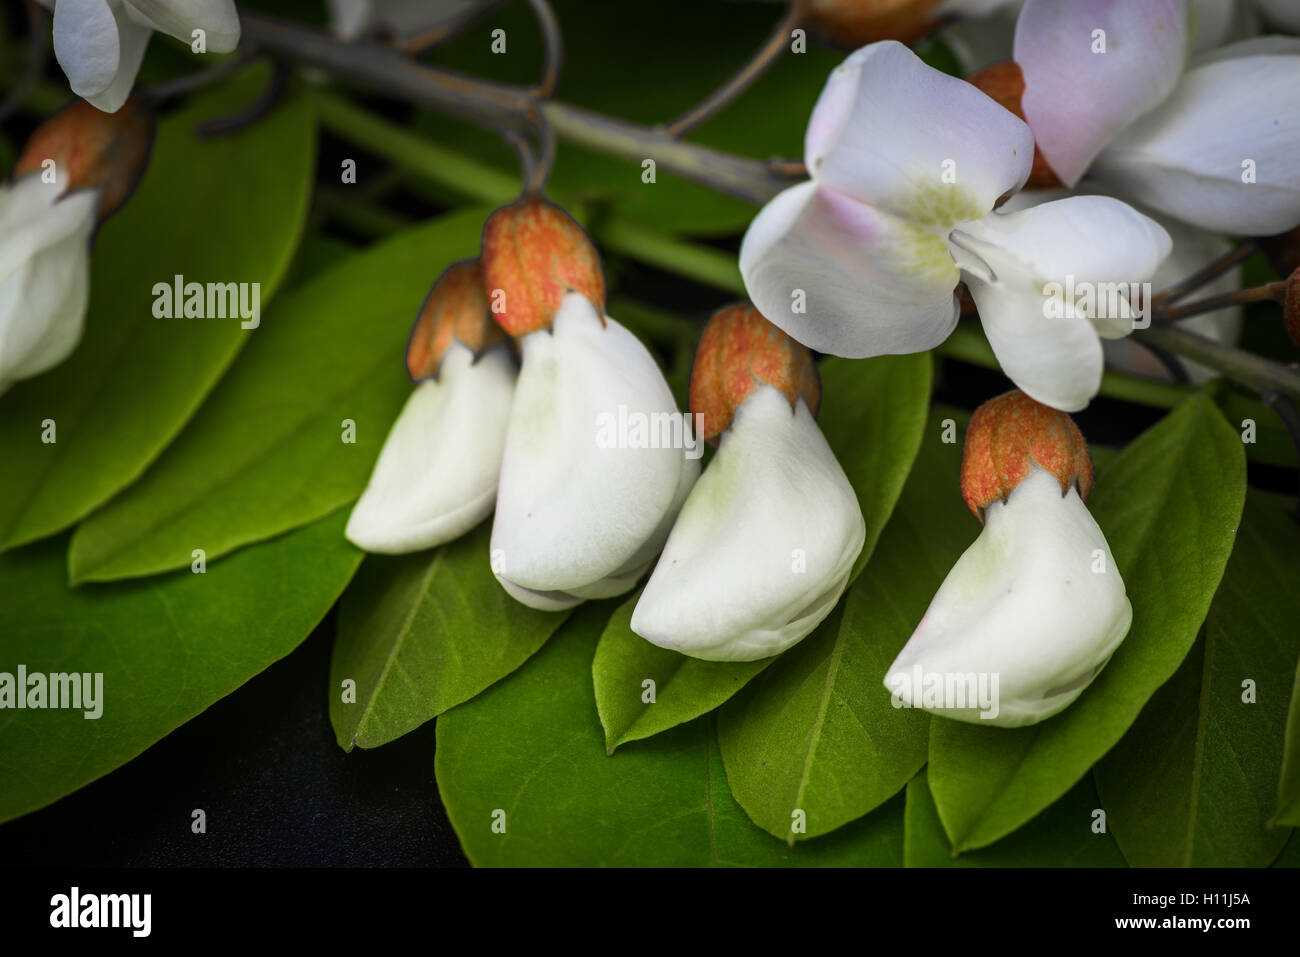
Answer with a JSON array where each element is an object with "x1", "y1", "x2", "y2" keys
[
  {"x1": 330, "y1": 521, "x2": 572, "y2": 751},
  {"x1": 0, "y1": 511, "x2": 361, "y2": 824},
  {"x1": 905, "y1": 773, "x2": 1124, "y2": 867},
  {"x1": 67, "y1": 209, "x2": 489, "y2": 582},
  {"x1": 435, "y1": 602, "x2": 906, "y2": 867},
  {"x1": 1093, "y1": 489, "x2": 1299, "y2": 864},
  {"x1": 0, "y1": 68, "x2": 316, "y2": 553}
]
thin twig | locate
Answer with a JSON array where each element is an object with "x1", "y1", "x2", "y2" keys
[
  {"x1": 525, "y1": 0, "x2": 563, "y2": 98},
  {"x1": 141, "y1": 51, "x2": 262, "y2": 109},
  {"x1": 1133, "y1": 339, "x2": 1191, "y2": 384},
  {"x1": 1157, "y1": 281, "x2": 1287, "y2": 323},
  {"x1": 238, "y1": 12, "x2": 791, "y2": 205},
  {"x1": 1152, "y1": 239, "x2": 1258, "y2": 307},
  {"x1": 661, "y1": 1, "x2": 804, "y2": 138},
  {"x1": 1139, "y1": 323, "x2": 1300, "y2": 402},
  {"x1": 500, "y1": 126, "x2": 537, "y2": 194},
  {"x1": 0, "y1": 1, "x2": 49, "y2": 125},
  {"x1": 525, "y1": 105, "x2": 555, "y2": 194},
  {"x1": 391, "y1": 0, "x2": 507, "y2": 53},
  {"x1": 196, "y1": 59, "x2": 289, "y2": 137}
]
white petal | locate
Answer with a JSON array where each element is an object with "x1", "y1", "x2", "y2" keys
[
  {"x1": 805, "y1": 40, "x2": 1033, "y2": 226},
  {"x1": 739, "y1": 181, "x2": 960, "y2": 359},
  {"x1": 1014, "y1": 0, "x2": 1189, "y2": 187},
  {"x1": 53, "y1": 0, "x2": 123, "y2": 99},
  {"x1": 954, "y1": 195, "x2": 1172, "y2": 409},
  {"x1": 632, "y1": 387, "x2": 865, "y2": 662},
  {"x1": 83, "y1": 9, "x2": 152, "y2": 114},
  {"x1": 0, "y1": 188, "x2": 97, "y2": 390},
  {"x1": 1257, "y1": 0, "x2": 1300, "y2": 33},
  {"x1": 1092, "y1": 54, "x2": 1300, "y2": 234},
  {"x1": 520, "y1": 452, "x2": 700, "y2": 610},
  {"x1": 491, "y1": 293, "x2": 691, "y2": 597},
  {"x1": 967, "y1": 270, "x2": 1105, "y2": 412},
  {"x1": 126, "y1": 0, "x2": 240, "y2": 50},
  {"x1": 884, "y1": 468, "x2": 1132, "y2": 727},
  {"x1": 955, "y1": 194, "x2": 1171, "y2": 336},
  {"x1": 345, "y1": 343, "x2": 516, "y2": 554},
  {"x1": 0, "y1": 178, "x2": 99, "y2": 274}
]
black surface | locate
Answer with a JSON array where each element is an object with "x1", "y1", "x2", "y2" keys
[{"x1": 0, "y1": 612, "x2": 471, "y2": 867}]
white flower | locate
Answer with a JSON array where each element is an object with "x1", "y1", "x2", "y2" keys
[
  {"x1": 632, "y1": 384, "x2": 864, "y2": 662},
  {"x1": 1012, "y1": 0, "x2": 1300, "y2": 234},
  {"x1": 886, "y1": 390, "x2": 1130, "y2": 727},
  {"x1": 0, "y1": 176, "x2": 97, "y2": 395},
  {"x1": 886, "y1": 468, "x2": 1130, "y2": 727},
  {"x1": 41, "y1": 0, "x2": 241, "y2": 113},
  {"x1": 739, "y1": 40, "x2": 1170, "y2": 412},
  {"x1": 490, "y1": 292, "x2": 699, "y2": 611},
  {"x1": 345, "y1": 343, "x2": 516, "y2": 554}
]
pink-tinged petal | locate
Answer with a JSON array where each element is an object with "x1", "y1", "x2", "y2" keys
[
  {"x1": 1014, "y1": 0, "x2": 1189, "y2": 187},
  {"x1": 1092, "y1": 53, "x2": 1300, "y2": 234},
  {"x1": 805, "y1": 40, "x2": 1033, "y2": 228},
  {"x1": 739, "y1": 180, "x2": 960, "y2": 359}
]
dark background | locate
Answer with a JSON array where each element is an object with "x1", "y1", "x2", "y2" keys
[{"x1": 0, "y1": 611, "x2": 470, "y2": 867}]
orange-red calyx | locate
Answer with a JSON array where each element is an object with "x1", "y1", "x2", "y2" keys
[
  {"x1": 12, "y1": 96, "x2": 155, "y2": 222},
  {"x1": 1284, "y1": 267, "x2": 1300, "y2": 349},
  {"x1": 961, "y1": 390, "x2": 1094, "y2": 521},
  {"x1": 406, "y1": 260, "x2": 508, "y2": 380},
  {"x1": 689, "y1": 303, "x2": 820, "y2": 443},
  {"x1": 804, "y1": 0, "x2": 944, "y2": 48},
  {"x1": 480, "y1": 197, "x2": 605, "y2": 337},
  {"x1": 967, "y1": 62, "x2": 1062, "y2": 191}
]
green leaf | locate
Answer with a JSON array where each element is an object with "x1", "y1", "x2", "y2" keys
[
  {"x1": 0, "y1": 511, "x2": 361, "y2": 823},
  {"x1": 67, "y1": 210, "x2": 488, "y2": 583},
  {"x1": 436, "y1": 602, "x2": 906, "y2": 866},
  {"x1": 330, "y1": 521, "x2": 571, "y2": 751},
  {"x1": 928, "y1": 393, "x2": 1247, "y2": 852},
  {"x1": 905, "y1": 773, "x2": 1125, "y2": 867},
  {"x1": 817, "y1": 354, "x2": 933, "y2": 583},
  {"x1": 589, "y1": 354, "x2": 931, "y2": 756},
  {"x1": 593, "y1": 591, "x2": 772, "y2": 754},
  {"x1": 1094, "y1": 490, "x2": 1298, "y2": 864},
  {"x1": 718, "y1": 410, "x2": 978, "y2": 842},
  {"x1": 0, "y1": 67, "x2": 316, "y2": 553}
]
